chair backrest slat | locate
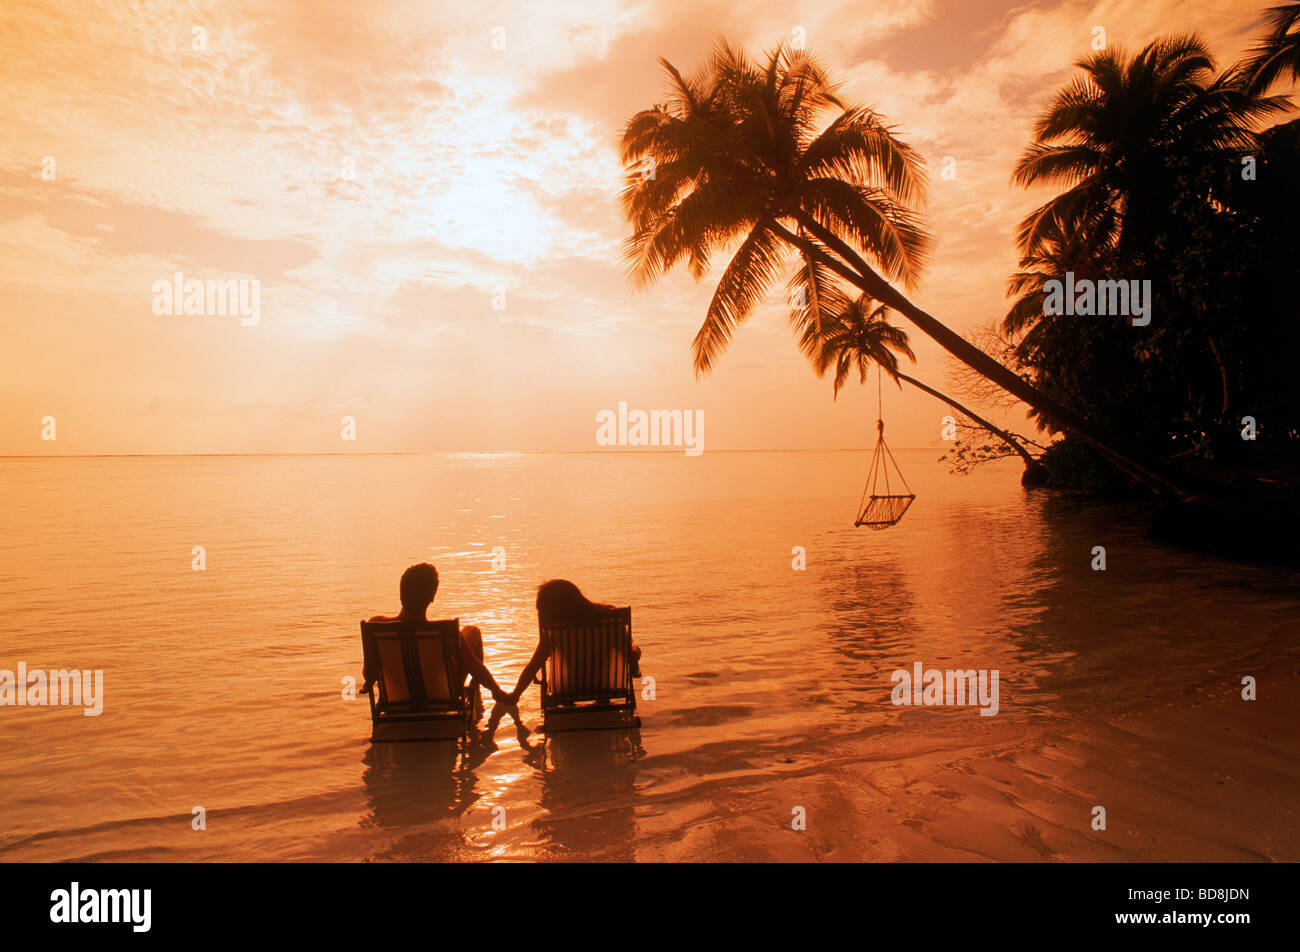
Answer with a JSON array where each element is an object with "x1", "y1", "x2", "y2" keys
[
  {"x1": 377, "y1": 639, "x2": 410, "y2": 703},
  {"x1": 416, "y1": 637, "x2": 453, "y2": 703}
]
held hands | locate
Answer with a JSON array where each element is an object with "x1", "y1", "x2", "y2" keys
[{"x1": 491, "y1": 687, "x2": 526, "y2": 708}]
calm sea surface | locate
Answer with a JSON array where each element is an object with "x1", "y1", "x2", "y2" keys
[{"x1": 1, "y1": 451, "x2": 1296, "y2": 861}]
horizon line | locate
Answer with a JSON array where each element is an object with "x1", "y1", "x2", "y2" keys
[{"x1": 0, "y1": 447, "x2": 949, "y2": 459}]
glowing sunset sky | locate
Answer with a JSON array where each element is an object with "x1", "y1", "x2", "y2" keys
[{"x1": 0, "y1": 0, "x2": 1267, "y2": 454}]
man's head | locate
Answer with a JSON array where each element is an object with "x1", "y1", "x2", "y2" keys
[{"x1": 399, "y1": 563, "x2": 439, "y2": 616}]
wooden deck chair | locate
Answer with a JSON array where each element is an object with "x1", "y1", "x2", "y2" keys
[
  {"x1": 359, "y1": 619, "x2": 474, "y2": 743},
  {"x1": 539, "y1": 607, "x2": 641, "y2": 733}
]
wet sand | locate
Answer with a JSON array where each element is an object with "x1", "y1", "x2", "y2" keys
[
  {"x1": 632, "y1": 650, "x2": 1300, "y2": 862},
  {"x1": 6, "y1": 652, "x2": 1295, "y2": 863}
]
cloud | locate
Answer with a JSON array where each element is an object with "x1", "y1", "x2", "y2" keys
[
  {"x1": 0, "y1": 171, "x2": 317, "y2": 279},
  {"x1": 0, "y1": 0, "x2": 1285, "y2": 453}
]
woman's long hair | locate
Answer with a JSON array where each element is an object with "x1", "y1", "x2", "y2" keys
[{"x1": 536, "y1": 579, "x2": 614, "y2": 625}]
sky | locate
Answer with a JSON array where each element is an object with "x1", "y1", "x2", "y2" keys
[{"x1": 0, "y1": 0, "x2": 1272, "y2": 454}]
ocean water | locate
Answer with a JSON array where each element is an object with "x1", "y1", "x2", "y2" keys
[{"x1": 0, "y1": 451, "x2": 1296, "y2": 861}]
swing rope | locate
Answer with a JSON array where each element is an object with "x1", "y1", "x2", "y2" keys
[{"x1": 854, "y1": 369, "x2": 915, "y2": 530}]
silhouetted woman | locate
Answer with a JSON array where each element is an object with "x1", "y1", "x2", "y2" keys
[{"x1": 507, "y1": 579, "x2": 642, "y2": 703}]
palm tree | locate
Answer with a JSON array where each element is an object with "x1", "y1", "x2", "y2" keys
[
  {"x1": 1012, "y1": 34, "x2": 1285, "y2": 258},
  {"x1": 808, "y1": 296, "x2": 913, "y2": 397},
  {"x1": 1243, "y1": 2, "x2": 1300, "y2": 94},
  {"x1": 1011, "y1": 35, "x2": 1288, "y2": 440},
  {"x1": 1001, "y1": 206, "x2": 1114, "y2": 433},
  {"x1": 811, "y1": 295, "x2": 1045, "y2": 479},
  {"x1": 619, "y1": 39, "x2": 1196, "y2": 501}
]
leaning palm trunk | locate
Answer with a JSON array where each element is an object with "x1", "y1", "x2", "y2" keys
[
  {"x1": 769, "y1": 218, "x2": 1200, "y2": 503},
  {"x1": 895, "y1": 372, "x2": 1044, "y2": 479}
]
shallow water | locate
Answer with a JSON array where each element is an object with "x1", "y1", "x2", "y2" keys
[{"x1": 0, "y1": 451, "x2": 1295, "y2": 861}]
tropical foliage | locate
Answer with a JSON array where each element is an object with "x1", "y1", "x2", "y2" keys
[
  {"x1": 620, "y1": 5, "x2": 1300, "y2": 508},
  {"x1": 1243, "y1": 2, "x2": 1300, "y2": 94},
  {"x1": 1006, "y1": 31, "x2": 1299, "y2": 478}
]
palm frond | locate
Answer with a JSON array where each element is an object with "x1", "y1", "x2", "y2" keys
[{"x1": 691, "y1": 221, "x2": 788, "y2": 375}]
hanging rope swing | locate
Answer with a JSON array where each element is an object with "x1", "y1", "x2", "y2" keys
[{"x1": 855, "y1": 372, "x2": 915, "y2": 530}]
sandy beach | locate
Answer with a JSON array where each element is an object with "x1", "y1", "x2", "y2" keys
[{"x1": 630, "y1": 652, "x2": 1300, "y2": 863}]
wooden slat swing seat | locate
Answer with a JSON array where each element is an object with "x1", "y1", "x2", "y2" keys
[{"x1": 855, "y1": 375, "x2": 915, "y2": 529}]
